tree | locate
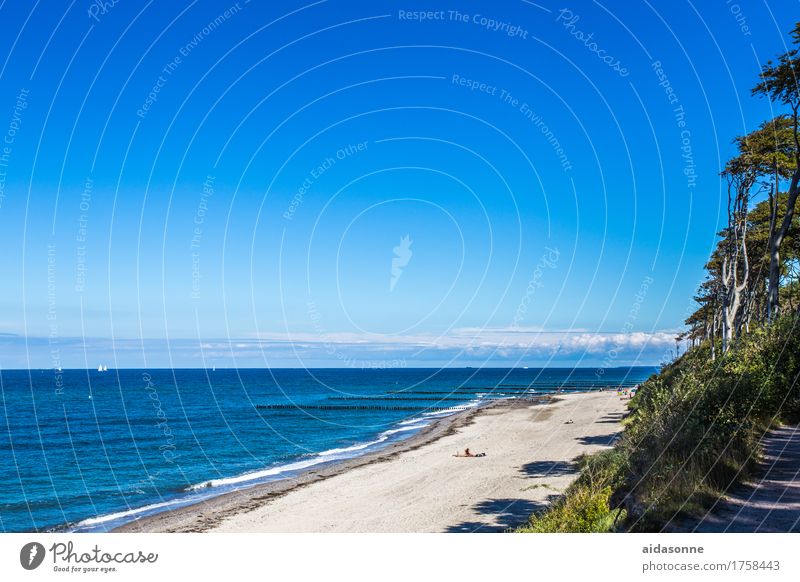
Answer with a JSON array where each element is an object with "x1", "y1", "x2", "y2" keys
[
  {"x1": 719, "y1": 149, "x2": 756, "y2": 351},
  {"x1": 680, "y1": 23, "x2": 800, "y2": 356},
  {"x1": 753, "y1": 24, "x2": 800, "y2": 320}
]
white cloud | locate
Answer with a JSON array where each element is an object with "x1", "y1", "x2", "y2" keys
[
  {"x1": 244, "y1": 327, "x2": 676, "y2": 354},
  {"x1": 1, "y1": 327, "x2": 677, "y2": 368}
]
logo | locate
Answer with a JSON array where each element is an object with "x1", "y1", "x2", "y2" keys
[
  {"x1": 390, "y1": 235, "x2": 413, "y2": 291},
  {"x1": 20, "y1": 542, "x2": 46, "y2": 570}
]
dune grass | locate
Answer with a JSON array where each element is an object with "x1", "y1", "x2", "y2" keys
[{"x1": 518, "y1": 314, "x2": 800, "y2": 532}]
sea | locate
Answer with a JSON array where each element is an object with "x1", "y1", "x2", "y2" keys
[{"x1": 0, "y1": 367, "x2": 655, "y2": 532}]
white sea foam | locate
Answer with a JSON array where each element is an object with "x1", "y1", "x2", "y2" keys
[
  {"x1": 188, "y1": 455, "x2": 335, "y2": 490},
  {"x1": 398, "y1": 416, "x2": 429, "y2": 426},
  {"x1": 188, "y1": 418, "x2": 435, "y2": 491},
  {"x1": 381, "y1": 424, "x2": 429, "y2": 437},
  {"x1": 74, "y1": 492, "x2": 216, "y2": 528},
  {"x1": 315, "y1": 436, "x2": 389, "y2": 457}
]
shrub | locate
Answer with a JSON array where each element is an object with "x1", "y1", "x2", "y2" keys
[{"x1": 519, "y1": 485, "x2": 617, "y2": 533}]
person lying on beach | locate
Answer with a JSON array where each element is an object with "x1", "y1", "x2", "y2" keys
[
  {"x1": 564, "y1": 419, "x2": 574, "y2": 424},
  {"x1": 453, "y1": 448, "x2": 486, "y2": 457}
]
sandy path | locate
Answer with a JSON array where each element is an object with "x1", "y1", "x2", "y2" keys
[
  {"x1": 206, "y1": 391, "x2": 628, "y2": 532},
  {"x1": 690, "y1": 424, "x2": 800, "y2": 533}
]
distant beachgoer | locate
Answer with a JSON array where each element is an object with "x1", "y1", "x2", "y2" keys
[
  {"x1": 453, "y1": 447, "x2": 485, "y2": 457},
  {"x1": 565, "y1": 419, "x2": 574, "y2": 424}
]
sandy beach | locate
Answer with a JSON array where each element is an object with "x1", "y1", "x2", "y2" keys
[{"x1": 118, "y1": 391, "x2": 629, "y2": 533}]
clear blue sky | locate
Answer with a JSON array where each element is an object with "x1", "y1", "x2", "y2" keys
[{"x1": 0, "y1": 0, "x2": 796, "y2": 368}]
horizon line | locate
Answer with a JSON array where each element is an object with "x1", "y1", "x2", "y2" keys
[{"x1": 2, "y1": 365, "x2": 660, "y2": 371}]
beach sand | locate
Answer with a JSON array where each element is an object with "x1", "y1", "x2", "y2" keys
[{"x1": 118, "y1": 391, "x2": 629, "y2": 533}]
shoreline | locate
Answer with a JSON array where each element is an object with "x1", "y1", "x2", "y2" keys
[
  {"x1": 116, "y1": 391, "x2": 628, "y2": 533},
  {"x1": 114, "y1": 398, "x2": 526, "y2": 532}
]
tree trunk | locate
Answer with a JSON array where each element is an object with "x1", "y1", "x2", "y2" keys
[
  {"x1": 766, "y1": 172, "x2": 779, "y2": 320},
  {"x1": 720, "y1": 175, "x2": 750, "y2": 352},
  {"x1": 766, "y1": 170, "x2": 800, "y2": 320}
]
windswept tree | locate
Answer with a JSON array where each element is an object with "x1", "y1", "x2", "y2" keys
[
  {"x1": 753, "y1": 23, "x2": 800, "y2": 320},
  {"x1": 682, "y1": 23, "x2": 800, "y2": 356},
  {"x1": 719, "y1": 148, "x2": 757, "y2": 351},
  {"x1": 735, "y1": 117, "x2": 794, "y2": 326}
]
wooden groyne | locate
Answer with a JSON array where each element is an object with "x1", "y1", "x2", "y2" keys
[{"x1": 255, "y1": 404, "x2": 473, "y2": 412}]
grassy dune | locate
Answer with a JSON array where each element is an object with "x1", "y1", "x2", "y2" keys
[{"x1": 518, "y1": 315, "x2": 800, "y2": 532}]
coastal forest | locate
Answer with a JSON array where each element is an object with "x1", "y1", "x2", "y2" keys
[{"x1": 520, "y1": 22, "x2": 800, "y2": 533}]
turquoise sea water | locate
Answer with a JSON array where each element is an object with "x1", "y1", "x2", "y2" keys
[{"x1": 0, "y1": 367, "x2": 654, "y2": 532}]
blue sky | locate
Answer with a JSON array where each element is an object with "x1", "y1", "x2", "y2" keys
[{"x1": 0, "y1": 0, "x2": 796, "y2": 368}]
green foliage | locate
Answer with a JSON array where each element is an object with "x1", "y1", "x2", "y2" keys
[
  {"x1": 518, "y1": 486, "x2": 617, "y2": 533},
  {"x1": 619, "y1": 316, "x2": 800, "y2": 528},
  {"x1": 520, "y1": 314, "x2": 800, "y2": 532},
  {"x1": 518, "y1": 449, "x2": 628, "y2": 533},
  {"x1": 752, "y1": 23, "x2": 800, "y2": 108}
]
